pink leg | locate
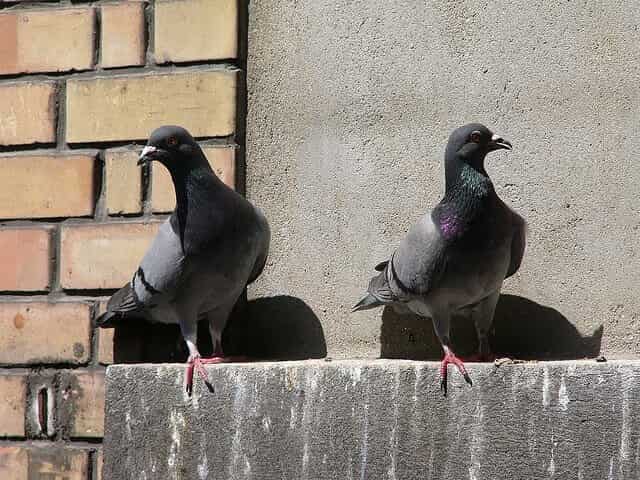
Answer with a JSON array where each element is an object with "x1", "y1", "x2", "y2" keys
[
  {"x1": 185, "y1": 353, "x2": 253, "y2": 395},
  {"x1": 186, "y1": 354, "x2": 214, "y2": 396},
  {"x1": 440, "y1": 346, "x2": 473, "y2": 396}
]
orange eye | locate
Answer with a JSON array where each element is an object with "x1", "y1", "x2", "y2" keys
[
  {"x1": 167, "y1": 136, "x2": 178, "y2": 147},
  {"x1": 470, "y1": 131, "x2": 482, "y2": 143}
]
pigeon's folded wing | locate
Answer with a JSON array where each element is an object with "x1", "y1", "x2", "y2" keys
[
  {"x1": 390, "y1": 212, "x2": 448, "y2": 297},
  {"x1": 506, "y1": 210, "x2": 526, "y2": 279}
]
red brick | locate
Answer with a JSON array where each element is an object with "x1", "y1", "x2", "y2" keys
[
  {"x1": 60, "y1": 222, "x2": 161, "y2": 289},
  {"x1": 0, "y1": 228, "x2": 51, "y2": 291},
  {"x1": 0, "y1": 82, "x2": 56, "y2": 146},
  {"x1": 66, "y1": 70, "x2": 236, "y2": 143},
  {"x1": 100, "y1": 2, "x2": 146, "y2": 68},
  {"x1": 0, "y1": 153, "x2": 96, "y2": 219},
  {"x1": 0, "y1": 373, "x2": 26, "y2": 437},
  {"x1": 66, "y1": 370, "x2": 105, "y2": 438},
  {"x1": 0, "y1": 8, "x2": 95, "y2": 75},
  {"x1": 0, "y1": 302, "x2": 91, "y2": 365},
  {"x1": 0, "y1": 446, "x2": 89, "y2": 479}
]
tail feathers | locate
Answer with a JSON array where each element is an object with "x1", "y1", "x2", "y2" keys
[
  {"x1": 96, "y1": 311, "x2": 118, "y2": 328},
  {"x1": 352, "y1": 294, "x2": 384, "y2": 312}
]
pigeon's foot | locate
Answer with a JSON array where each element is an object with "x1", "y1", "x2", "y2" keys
[
  {"x1": 185, "y1": 354, "x2": 214, "y2": 396},
  {"x1": 440, "y1": 349, "x2": 473, "y2": 396},
  {"x1": 200, "y1": 355, "x2": 251, "y2": 364}
]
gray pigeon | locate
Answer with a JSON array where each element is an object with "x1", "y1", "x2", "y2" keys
[
  {"x1": 97, "y1": 126, "x2": 270, "y2": 395},
  {"x1": 353, "y1": 123, "x2": 525, "y2": 395}
]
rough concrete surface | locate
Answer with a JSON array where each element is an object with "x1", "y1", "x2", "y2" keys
[
  {"x1": 245, "y1": 1, "x2": 640, "y2": 358},
  {"x1": 104, "y1": 360, "x2": 640, "y2": 480}
]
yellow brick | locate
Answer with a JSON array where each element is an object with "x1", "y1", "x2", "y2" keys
[
  {"x1": 98, "y1": 327, "x2": 114, "y2": 365},
  {"x1": 105, "y1": 150, "x2": 142, "y2": 215},
  {"x1": 60, "y1": 222, "x2": 161, "y2": 289},
  {"x1": 0, "y1": 228, "x2": 51, "y2": 291},
  {"x1": 0, "y1": 153, "x2": 95, "y2": 219},
  {"x1": 0, "y1": 447, "x2": 27, "y2": 479},
  {"x1": 0, "y1": 302, "x2": 91, "y2": 364},
  {"x1": 154, "y1": 0, "x2": 237, "y2": 62},
  {"x1": 66, "y1": 70, "x2": 237, "y2": 143},
  {"x1": 68, "y1": 370, "x2": 105, "y2": 438},
  {"x1": 0, "y1": 82, "x2": 56, "y2": 146},
  {"x1": 0, "y1": 374, "x2": 26, "y2": 437},
  {"x1": 152, "y1": 146, "x2": 235, "y2": 212},
  {"x1": 0, "y1": 8, "x2": 95, "y2": 75},
  {"x1": 100, "y1": 2, "x2": 146, "y2": 68}
]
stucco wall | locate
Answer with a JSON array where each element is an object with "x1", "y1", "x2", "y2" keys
[{"x1": 246, "y1": 0, "x2": 640, "y2": 359}]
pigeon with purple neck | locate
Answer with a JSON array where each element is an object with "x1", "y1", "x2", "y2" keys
[{"x1": 353, "y1": 123, "x2": 525, "y2": 395}]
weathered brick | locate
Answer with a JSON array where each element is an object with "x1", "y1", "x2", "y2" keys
[
  {"x1": 60, "y1": 222, "x2": 161, "y2": 289},
  {"x1": 152, "y1": 145, "x2": 236, "y2": 212},
  {"x1": 0, "y1": 82, "x2": 56, "y2": 145},
  {"x1": 0, "y1": 373, "x2": 26, "y2": 437},
  {"x1": 66, "y1": 70, "x2": 237, "y2": 143},
  {"x1": 154, "y1": 0, "x2": 237, "y2": 62},
  {"x1": 0, "y1": 228, "x2": 51, "y2": 291},
  {"x1": 23, "y1": 446, "x2": 89, "y2": 480},
  {"x1": 0, "y1": 8, "x2": 95, "y2": 75},
  {"x1": 105, "y1": 150, "x2": 142, "y2": 215},
  {"x1": 100, "y1": 2, "x2": 146, "y2": 68},
  {"x1": 0, "y1": 302, "x2": 91, "y2": 365},
  {"x1": 96, "y1": 449, "x2": 104, "y2": 480},
  {"x1": 96, "y1": 300, "x2": 114, "y2": 365},
  {"x1": 65, "y1": 370, "x2": 105, "y2": 438},
  {"x1": 98, "y1": 327, "x2": 114, "y2": 365},
  {"x1": 0, "y1": 153, "x2": 95, "y2": 219},
  {"x1": 0, "y1": 447, "x2": 27, "y2": 479}
]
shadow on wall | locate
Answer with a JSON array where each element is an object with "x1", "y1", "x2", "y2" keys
[
  {"x1": 113, "y1": 295, "x2": 326, "y2": 363},
  {"x1": 380, "y1": 294, "x2": 603, "y2": 360}
]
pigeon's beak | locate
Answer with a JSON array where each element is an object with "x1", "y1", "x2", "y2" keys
[
  {"x1": 488, "y1": 133, "x2": 512, "y2": 151},
  {"x1": 137, "y1": 146, "x2": 158, "y2": 166}
]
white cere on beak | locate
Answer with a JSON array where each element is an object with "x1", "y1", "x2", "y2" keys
[{"x1": 140, "y1": 145, "x2": 157, "y2": 160}]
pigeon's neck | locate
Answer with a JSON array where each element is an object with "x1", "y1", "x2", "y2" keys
[
  {"x1": 436, "y1": 161, "x2": 495, "y2": 240},
  {"x1": 169, "y1": 164, "x2": 224, "y2": 247}
]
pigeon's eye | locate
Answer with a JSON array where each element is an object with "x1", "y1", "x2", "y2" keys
[
  {"x1": 470, "y1": 131, "x2": 482, "y2": 143},
  {"x1": 167, "y1": 136, "x2": 178, "y2": 147}
]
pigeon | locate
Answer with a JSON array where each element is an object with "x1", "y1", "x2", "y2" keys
[
  {"x1": 353, "y1": 123, "x2": 525, "y2": 395},
  {"x1": 97, "y1": 126, "x2": 270, "y2": 395}
]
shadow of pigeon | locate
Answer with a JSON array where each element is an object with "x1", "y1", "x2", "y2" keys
[
  {"x1": 380, "y1": 294, "x2": 603, "y2": 360},
  {"x1": 112, "y1": 295, "x2": 326, "y2": 363}
]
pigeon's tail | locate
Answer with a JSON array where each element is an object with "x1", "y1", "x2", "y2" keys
[
  {"x1": 95, "y1": 311, "x2": 118, "y2": 328},
  {"x1": 352, "y1": 293, "x2": 384, "y2": 312},
  {"x1": 96, "y1": 283, "x2": 141, "y2": 328},
  {"x1": 353, "y1": 261, "x2": 397, "y2": 312}
]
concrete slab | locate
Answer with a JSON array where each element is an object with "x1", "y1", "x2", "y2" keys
[{"x1": 104, "y1": 360, "x2": 640, "y2": 479}]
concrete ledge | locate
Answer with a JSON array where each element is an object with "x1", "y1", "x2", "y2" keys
[{"x1": 104, "y1": 360, "x2": 640, "y2": 479}]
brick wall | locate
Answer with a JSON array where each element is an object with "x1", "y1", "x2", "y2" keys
[{"x1": 0, "y1": 1, "x2": 242, "y2": 478}]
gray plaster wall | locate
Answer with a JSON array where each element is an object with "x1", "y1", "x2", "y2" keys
[
  {"x1": 245, "y1": 1, "x2": 640, "y2": 358},
  {"x1": 104, "y1": 360, "x2": 640, "y2": 479}
]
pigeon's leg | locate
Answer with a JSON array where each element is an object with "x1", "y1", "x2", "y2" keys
[
  {"x1": 179, "y1": 316, "x2": 214, "y2": 395},
  {"x1": 199, "y1": 302, "x2": 250, "y2": 364},
  {"x1": 469, "y1": 291, "x2": 501, "y2": 362},
  {"x1": 431, "y1": 313, "x2": 472, "y2": 396}
]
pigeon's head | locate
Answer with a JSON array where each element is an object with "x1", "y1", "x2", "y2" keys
[
  {"x1": 445, "y1": 123, "x2": 512, "y2": 168},
  {"x1": 138, "y1": 125, "x2": 207, "y2": 171}
]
